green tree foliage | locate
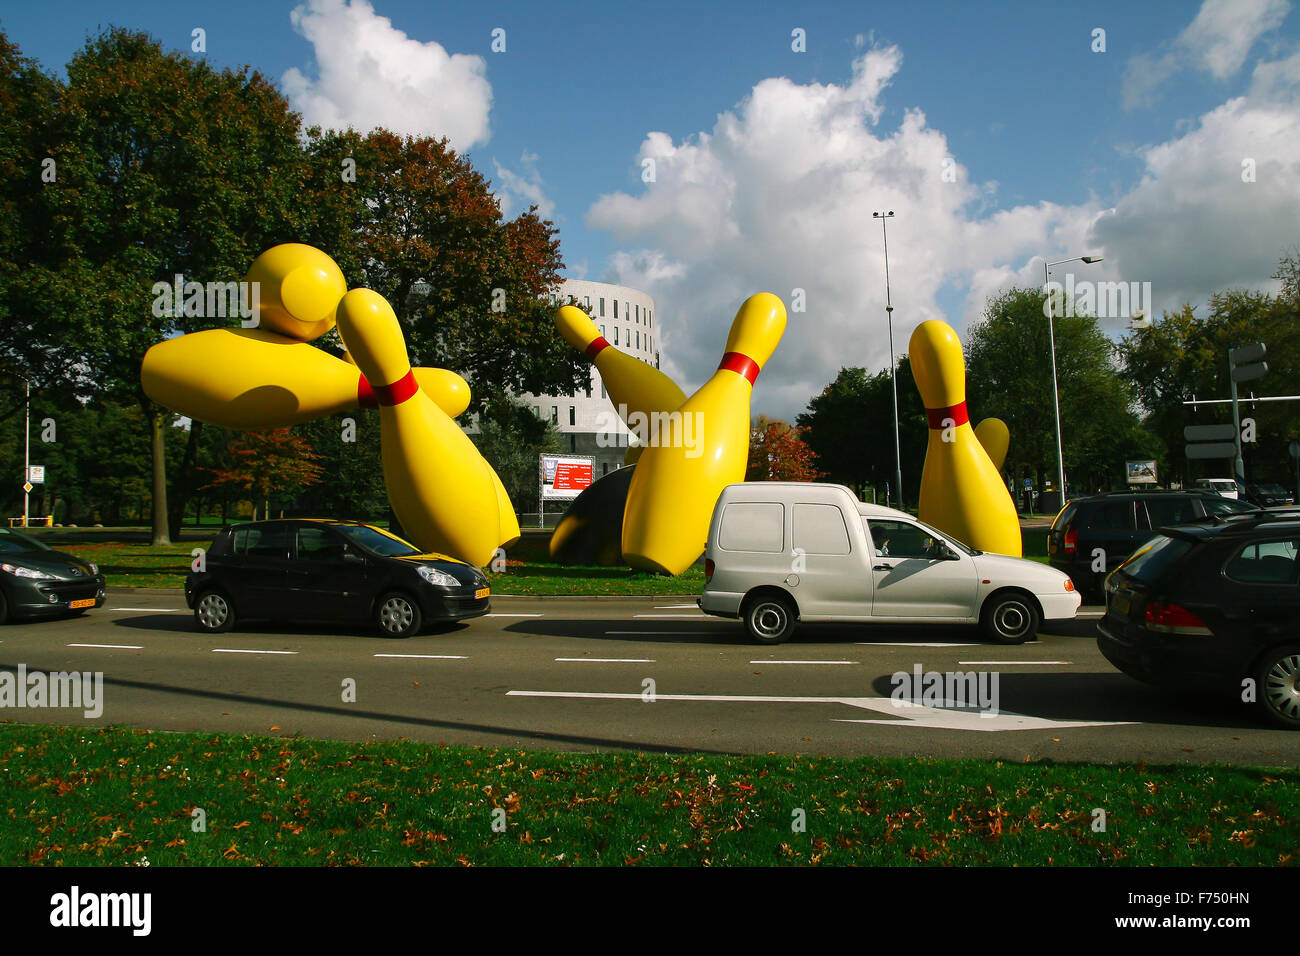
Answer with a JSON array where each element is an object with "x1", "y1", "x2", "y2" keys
[
  {"x1": 796, "y1": 360, "x2": 927, "y2": 505},
  {"x1": 304, "y1": 128, "x2": 587, "y2": 405},
  {"x1": 469, "y1": 396, "x2": 562, "y2": 517},
  {"x1": 966, "y1": 288, "x2": 1155, "y2": 494},
  {"x1": 1119, "y1": 287, "x2": 1300, "y2": 485},
  {"x1": 294, "y1": 411, "x2": 389, "y2": 521}
]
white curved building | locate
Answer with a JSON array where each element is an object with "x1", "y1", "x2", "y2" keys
[{"x1": 522, "y1": 278, "x2": 662, "y2": 478}]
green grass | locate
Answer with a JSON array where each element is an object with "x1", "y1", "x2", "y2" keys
[
  {"x1": 1, "y1": 725, "x2": 1295, "y2": 866},
  {"x1": 486, "y1": 561, "x2": 703, "y2": 595}
]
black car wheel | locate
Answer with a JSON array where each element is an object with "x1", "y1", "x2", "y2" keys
[
  {"x1": 744, "y1": 593, "x2": 796, "y2": 645},
  {"x1": 377, "y1": 592, "x2": 422, "y2": 638},
  {"x1": 194, "y1": 591, "x2": 236, "y2": 633},
  {"x1": 981, "y1": 590, "x2": 1039, "y2": 644},
  {"x1": 1255, "y1": 644, "x2": 1300, "y2": 730}
]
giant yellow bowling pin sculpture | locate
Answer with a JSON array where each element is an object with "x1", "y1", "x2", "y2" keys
[
  {"x1": 622, "y1": 293, "x2": 786, "y2": 575},
  {"x1": 142, "y1": 328, "x2": 472, "y2": 430},
  {"x1": 335, "y1": 288, "x2": 510, "y2": 565},
  {"x1": 555, "y1": 305, "x2": 686, "y2": 466},
  {"x1": 909, "y1": 320, "x2": 1021, "y2": 556}
]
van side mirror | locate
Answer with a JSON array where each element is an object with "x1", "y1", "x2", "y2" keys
[{"x1": 938, "y1": 544, "x2": 959, "y2": 560}]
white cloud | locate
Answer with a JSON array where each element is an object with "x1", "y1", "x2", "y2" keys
[
  {"x1": 1123, "y1": 0, "x2": 1290, "y2": 108},
  {"x1": 282, "y1": 0, "x2": 492, "y2": 150},
  {"x1": 493, "y1": 152, "x2": 555, "y2": 219},
  {"x1": 586, "y1": 40, "x2": 1300, "y2": 421}
]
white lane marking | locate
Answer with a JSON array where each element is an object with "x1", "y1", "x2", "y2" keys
[
  {"x1": 605, "y1": 630, "x2": 720, "y2": 635},
  {"x1": 555, "y1": 657, "x2": 655, "y2": 663},
  {"x1": 1077, "y1": 612, "x2": 1104, "y2": 619},
  {"x1": 484, "y1": 613, "x2": 543, "y2": 618},
  {"x1": 211, "y1": 648, "x2": 298, "y2": 655},
  {"x1": 506, "y1": 690, "x2": 1136, "y2": 733},
  {"x1": 633, "y1": 613, "x2": 708, "y2": 618},
  {"x1": 749, "y1": 659, "x2": 857, "y2": 665},
  {"x1": 958, "y1": 660, "x2": 1070, "y2": 665},
  {"x1": 109, "y1": 607, "x2": 182, "y2": 612},
  {"x1": 68, "y1": 643, "x2": 143, "y2": 650},
  {"x1": 856, "y1": 641, "x2": 971, "y2": 647},
  {"x1": 654, "y1": 604, "x2": 699, "y2": 609},
  {"x1": 373, "y1": 653, "x2": 467, "y2": 659}
]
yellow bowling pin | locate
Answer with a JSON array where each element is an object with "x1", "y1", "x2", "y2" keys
[
  {"x1": 974, "y1": 418, "x2": 1010, "y2": 473},
  {"x1": 141, "y1": 328, "x2": 471, "y2": 430},
  {"x1": 555, "y1": 304, "x2": 685, "y2": 437},
  {"x1": 621, "y1": 293, "x2": 787, "y2": 575},
  {"x1": 244, "y1": 243, "x2": 348, "y2": 341},
  {"x1": 909, "y1": 320, "x2": 1021, "y2": 556},
  {"x1": 335, "y1": 288, "x2": 504, "y2": 566}
]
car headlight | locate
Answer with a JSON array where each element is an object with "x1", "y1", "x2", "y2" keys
[
  {"x1": 88, "y1": 562, "x2": 98, "y2": 575},
  {"x1": 1, "y1": 563, "x2": 56, "y2": 580},
  {"x1": 417, "y1": 565, "x2": 460, "y2": 587}
]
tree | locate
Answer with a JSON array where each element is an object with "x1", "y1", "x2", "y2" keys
[
  {"x1": 200, "y1": 429, "x2": 324, "y2": 520},
  {"x1": 747, "y1": 417, "x2": 824, "y2": 481},
  {"x1": 966, "y1": 288, "x2": 1151, "y2": 493},
  {"x1": 306, "y1": 129, "x2": 588, "y2": 406},
  {"x1": 797, "y1": 359, "x2": 927, "y2": 504},
  {"x1": 41, "y1": 29, "x2": 315, "y2": 544},
  {"x1": 469, "y1": 396, "x2": 562, "y2": 517}
]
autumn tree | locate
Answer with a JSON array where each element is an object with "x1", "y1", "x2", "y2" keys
[
  {"x1": 747, "y1": 416, "x2": 824, "y2": 482},
  {"x1": 200, "y1": 429, "x2": 324, "y2": 521}
]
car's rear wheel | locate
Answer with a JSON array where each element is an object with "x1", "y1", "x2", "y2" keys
[
  {"x1": 980, "y1": 590, "x2": 1039, "y2": 644},
  {"x1": 377, "y1": 592, "x2": 422, "y2": 638},
  {"x1": 743, "y1": 592, "x2": 796, "y2": 645},
  {"x1": 195, "y1": 590, "x2": 236, "y2": 633},
  {"x1": 1255, "y1": 643, "x2": 1300, "y2": 730}
]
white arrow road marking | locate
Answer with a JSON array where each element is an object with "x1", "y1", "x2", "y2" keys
[{"x1": 505, "y1": 690, "x2": 1135, "y2": 733}]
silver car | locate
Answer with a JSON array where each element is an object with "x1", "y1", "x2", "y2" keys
[{"x1": 699, "y1": 482, "x2": 1080, "y2": 644}]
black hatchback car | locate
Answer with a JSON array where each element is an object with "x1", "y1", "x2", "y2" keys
[
  {"x1": 1048, "y1": 490, "x2": 1257, "y2": 601},
  {"x1": 1097, "y1": 511, "x2": 1300, "y2": 729},
  {"x1": 0, "y1": 526, "x2": 106, "y2": 624},
  {"x1": 185, "y1": 519, "x2": 490, "y2": 638}
]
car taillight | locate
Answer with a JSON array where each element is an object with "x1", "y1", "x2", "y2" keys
[
  {"x1": 704, "y1": 558, "x2": 714, "y2": 582},
  {"x1": 1144, "y1": 601, "x2": 1212, "y2": 636},
  {"x1": 1064, "y1": 529, "x2": 1077, "y2": 556}
]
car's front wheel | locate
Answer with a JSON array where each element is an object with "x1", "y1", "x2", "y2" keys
[
  {"x1": 980, "y1": 590, "x2": 1039, "y2": 644},
  {"x1": 743, "y1": 592, "x2": 796, "y2": 645},
  {"x1": 1255, "y1": 643, "x2": 1300, "y2": 730},
  {"x1": 194, "y1": 590, "x2": 236, "y2": 633},
  {"x1": 376, "y1": 592, "x2": 422, "y2": 638}
]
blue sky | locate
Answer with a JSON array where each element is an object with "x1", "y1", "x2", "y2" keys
[{"x1": 5, "y1": 0, "x2": 1300, "y2": 418}]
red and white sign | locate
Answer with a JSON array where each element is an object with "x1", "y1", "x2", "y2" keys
[{"x1": 540, "y1": 455, "x2": 594, "y2": 500}]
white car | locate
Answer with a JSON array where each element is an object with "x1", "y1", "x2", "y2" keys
[
  {"x1": 1193, "y1": 478, "x2": 1242, "y2": 499},
  {"x1": 699, "y1": 482, "x2": 1080, "y2": 644}
]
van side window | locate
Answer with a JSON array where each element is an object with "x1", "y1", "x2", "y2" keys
[
  {"x1": 793, "y1": 503, "x2": 850, "y2": 555},
  {"x1": 867, "y1": 520, "x2": 936, "y2": 559},
  {"x1": 719, "y1": 502, "x2": 785, "y2": 552}
]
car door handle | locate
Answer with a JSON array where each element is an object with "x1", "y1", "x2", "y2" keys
[{"x1": 874, "y1": 563, "x2": 894, "y2": 571}]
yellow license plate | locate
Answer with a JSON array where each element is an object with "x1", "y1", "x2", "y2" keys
[
  {"x1": 474, "y1": 587, "x2": 489, "y2": 600},
  {"x1": 70, "y1": 598, "x2": 95, "y2": 610}
]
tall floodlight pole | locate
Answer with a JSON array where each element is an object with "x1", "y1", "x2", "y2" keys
[
  {"x1": 23, "y1": 380, "x2": 31, "y2": 528},
  {"x1": 1042, "y1": 254, "x2": 1102, "y2": 505},
  {"x1": 874, "y1": 210, "x2": 904, "y2": 510}
]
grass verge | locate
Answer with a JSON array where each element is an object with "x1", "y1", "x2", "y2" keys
[{"x1": 2, "y1": 724, "x2": 1295, "y2": 866}]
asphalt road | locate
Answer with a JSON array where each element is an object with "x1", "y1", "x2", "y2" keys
[{"x1": 1, "y1": 589, "x2": 1295, "y2": 765}]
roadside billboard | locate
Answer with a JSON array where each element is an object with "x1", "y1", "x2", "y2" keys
[
  {"x1": 1126, "y1": 459, "x2": 1157, "y2": 485},
  {"x1": 540, "y1": 455, "x2": 594, "y2": 501}
]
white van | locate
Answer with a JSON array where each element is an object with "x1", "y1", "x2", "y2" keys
[
  {"x1": 1194, "y1": 478, "x2": 1241, "y2": 499},
  {"x1": 699, "y1": 482, "x2": 1079, "y2": 644}
]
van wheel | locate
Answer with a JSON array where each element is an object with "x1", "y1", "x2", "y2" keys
[
  {"x1": 980, "y1": 590, "x2": 1038, "y2": 644},
  {"x1": 744, "y1": 594, "x2": 796, "y2": 645}
]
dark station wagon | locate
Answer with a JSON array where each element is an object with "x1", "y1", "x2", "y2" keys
[{"x1": 185, "y1": 519, "x2": 490, "y2": 638}]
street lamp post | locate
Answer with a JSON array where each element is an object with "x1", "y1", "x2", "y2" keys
[
  {"x1": 1042, "y1": 254, "x2": 1102, "y2": 506},
  {"x1": 873, "y1": 210, "x2": 904, "y2": 510}
]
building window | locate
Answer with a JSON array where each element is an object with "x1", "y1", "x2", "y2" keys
[
  {"x1": 584, "y1": 296, "x2": 590, "y2": 310},
  {"x1": 600, "y1": 297, "x2": 606, "y2": 316},
  {"x1": 534, "y1": 406, "x2": 541, "y2": 418},
  {"x1": 648, "y1": 310, "x2": 652, "y2": 328},
  {"x1": 613, "y1": 300, "x2": 618, "y2": 318},
  {"x1": 625, "y1": 302, "x2": 629, "y2": 320},
  {"x1": 613, "y1": 327, "x2": 619, "y2": 345},
  {"x1": 601, "y1": 382, "x2": 606, "y2": 399},
  {"x1": 636, "y1": 331, "x2": 640, "y2": 348},
  {"x1": 600, "y1": 324, "x2": 606, "y2": 337},
  {"x1": 569, "y1": 406, "x2": 576, "y2": 426},
  {"x1": 635, "y1": 304, "x2": 639, "y2": 322},
  {"x1": 551, "y1": 406, "x2": 558, "y2": 424}
]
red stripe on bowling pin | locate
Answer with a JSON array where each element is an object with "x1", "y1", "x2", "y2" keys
[
  {"x1": 585, "y1": 336, "x2": 611, "y2": 360},
  {"x1": 926, "y1": 401, "x2": 969, "y2": 430},
  {"x1": 370, "y1": 370, "x2": 419, "y2": 406},
  {"x1": 718, "y1": 352, "x2": 760, "y2": 385}
]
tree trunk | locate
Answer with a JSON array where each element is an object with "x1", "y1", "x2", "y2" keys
[
  {"x1": 146, "y1": 402, "x2": 170, "y2": 546},
  {"x1": 167, "y1": 420, "x2": 204, "y2": 540}
]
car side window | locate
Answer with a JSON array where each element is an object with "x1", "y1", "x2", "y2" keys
[
  {"x1": 1088, "y1": 500, "x2": 1137, "y2": 531},
  {"x1": 241, "y1": 524, "x2": 294, "y2": 559},
  {"x1": 297, "y1": 527, "x2": 349, "y2": 563},
  {"x1": 1224, "y1": 538, "x2": 1300, "y2": 585},
  {"x1": 1145, "y1": 498, "x2": 1196, "y2": 527},
  {"x1": 867, "y1": 520, "x2": 937, "y2": 559}
]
